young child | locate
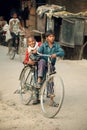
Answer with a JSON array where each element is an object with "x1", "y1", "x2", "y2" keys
[
  {"x1": 23, "y1": 36, "x2": 41, "y2": 65},
  {"x1": 9, "y1": 11, "x2": 23, "y2": 35},
  {"x1": 9, "y1": 11, "x2": 24, "y2": 52},
  {"x1": 23, "y1": 36, "x2": 41, "y2": 105}
]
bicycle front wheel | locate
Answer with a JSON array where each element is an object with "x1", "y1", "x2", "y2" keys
[
  {"x1": 20, "y1": 66, "x2": 34, "y2": 105},
  {"x1": 40, "y1": 74, "x2": 64, "y2": 118}
]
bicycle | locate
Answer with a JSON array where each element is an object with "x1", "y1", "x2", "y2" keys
[
  {"x1": 8, "y1": 32, "x2": 27, "y2": 62},
  {"x1": 19, "y1": 52, "x2": 64, "y2": 118}
]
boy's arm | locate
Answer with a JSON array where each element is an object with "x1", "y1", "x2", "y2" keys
[
  {"x1": 37, "y1": 44, "x2": 44, "y2": 53},
  {"x1": 55, "y1": 43, "x2": 65, "y2": 57}
]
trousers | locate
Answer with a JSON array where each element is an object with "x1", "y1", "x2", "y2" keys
[
  {"x1": 38, "y1": 59, "x2": 46, "y2": 78},
  {"x1": 38, "y1": 59, "x2": 55, "y2": 78}
]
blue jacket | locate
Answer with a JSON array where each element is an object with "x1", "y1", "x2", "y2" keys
[{"x1": 38, "y1": 41, "x2": 64, "y2": 65}]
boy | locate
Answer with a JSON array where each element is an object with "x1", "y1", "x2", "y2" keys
[
  {"x1": 30, "y1": 30, "x2": 64, "y2": 104},
  {"x1": 9, "y1": 11, "x2": 24, "y2": 53}
]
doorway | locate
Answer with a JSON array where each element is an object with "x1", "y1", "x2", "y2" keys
[{"x1": 0, "y1": 0, "x2": 21, "y2": 22}]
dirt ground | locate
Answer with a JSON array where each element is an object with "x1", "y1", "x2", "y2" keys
[{"x1": 0, "y1": 45, "x2": 87, "y2": 130}]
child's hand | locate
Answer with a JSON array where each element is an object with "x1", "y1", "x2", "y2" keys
[
  {"x1": 32, "y1": 49, "x2": 37, "y2": 54},
  {"x1": 28, "y1": 60, "x2": 36, "y2": 65},
  {"x1": 51, "y1": 54, "x2": 57, "y2": 58}
]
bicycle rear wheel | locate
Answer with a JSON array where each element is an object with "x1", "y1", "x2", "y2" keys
[
  {"x1": 40, "y1": 74, "x2": 64, "y2": 118},
  {"x1": 20, "y1": 66, "x2": 34, "y2": 105},
  {"x1": 9, "y1": 47, "x2": 15, "y2": 60}
]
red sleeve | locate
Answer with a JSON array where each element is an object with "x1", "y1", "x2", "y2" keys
[
  {"x1": 38, "y1": 42, "x2": 42, "y2": 47},
  {"x1": 23, "y1": 49, "x2": 29, "y2": 64}
]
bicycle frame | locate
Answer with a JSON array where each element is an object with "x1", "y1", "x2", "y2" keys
[{"x1": 37, "y1": 51, "x2": 55, "y2": 76}]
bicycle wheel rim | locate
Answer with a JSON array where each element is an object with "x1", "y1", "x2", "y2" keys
[
  {"x1": 20, "y1": 66, "x2": 34, "y2": 105},
  {"x1": 41, "y1": 75, "x2": 64, "y2": 118}
]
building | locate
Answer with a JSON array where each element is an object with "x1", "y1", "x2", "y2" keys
[
  {"x1": 50, "y1": 0, "x2": 87, "y2": 13},
  {"x1": 0, "y1": 0, "x2": 87, "y2": 59}
]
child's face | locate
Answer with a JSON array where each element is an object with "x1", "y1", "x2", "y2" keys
[
  {"x1": 28, "y1": 38, "x2": 36, "y2": 47},
  {"x1": 12, "y1": 13, "x2": 17, "y2": 19},
  {"x1": 46, "y1": 34, "x2": 55, "y2": 43}
]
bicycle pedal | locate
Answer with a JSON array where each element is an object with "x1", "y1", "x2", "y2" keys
[{"x1": 35, "y1": 86, "x2": 41, "y2": 89}]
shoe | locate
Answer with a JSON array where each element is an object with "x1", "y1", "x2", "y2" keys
[
  {"x1": 32, "y1": 99, "x2": 40, "y2": 105},
  {"x1": 49, "y1": 100, "x2": 59, "y2": 107}
]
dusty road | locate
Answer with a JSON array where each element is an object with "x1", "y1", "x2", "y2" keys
[{"x1": 0, "y1": 45, "x2": 87, "y2": 130}]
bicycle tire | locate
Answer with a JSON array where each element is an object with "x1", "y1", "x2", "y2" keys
[
  {"x1": 20, "y1": 66, "x2": 34, "y2": 105},
  {"x1": 8, "y1": 39, "x2": 13, "y2": 54},
  {"x1": 9, "y1": 47, "x2": 15, "y2": 60},
  {"x1": 40, "y1": 74, "x2": 64, "y2": 118}
]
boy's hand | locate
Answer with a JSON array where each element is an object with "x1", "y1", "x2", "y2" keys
[{"x1": 51, "y1": 54, "x2": 57, "y2": 58}]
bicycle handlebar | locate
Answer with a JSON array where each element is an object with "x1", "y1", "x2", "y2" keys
[
  {"x1": 37, "y1": 51, "x2": 60, "y2": 61},
  {"x1": 37, "y1": 51, "x2": 51, "y2": 57}
]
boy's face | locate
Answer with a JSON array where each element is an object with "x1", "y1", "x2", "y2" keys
[
  {"x1": 28, "y1": 38, "x2": 36, "y2": 47},
  {"x1": 46, "y1": 34, "x2": 55, "y2": 43}
]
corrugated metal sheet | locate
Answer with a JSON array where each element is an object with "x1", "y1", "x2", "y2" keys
[{"x1": 60, "y1": 18, "x2": 84, "y2": 47}]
